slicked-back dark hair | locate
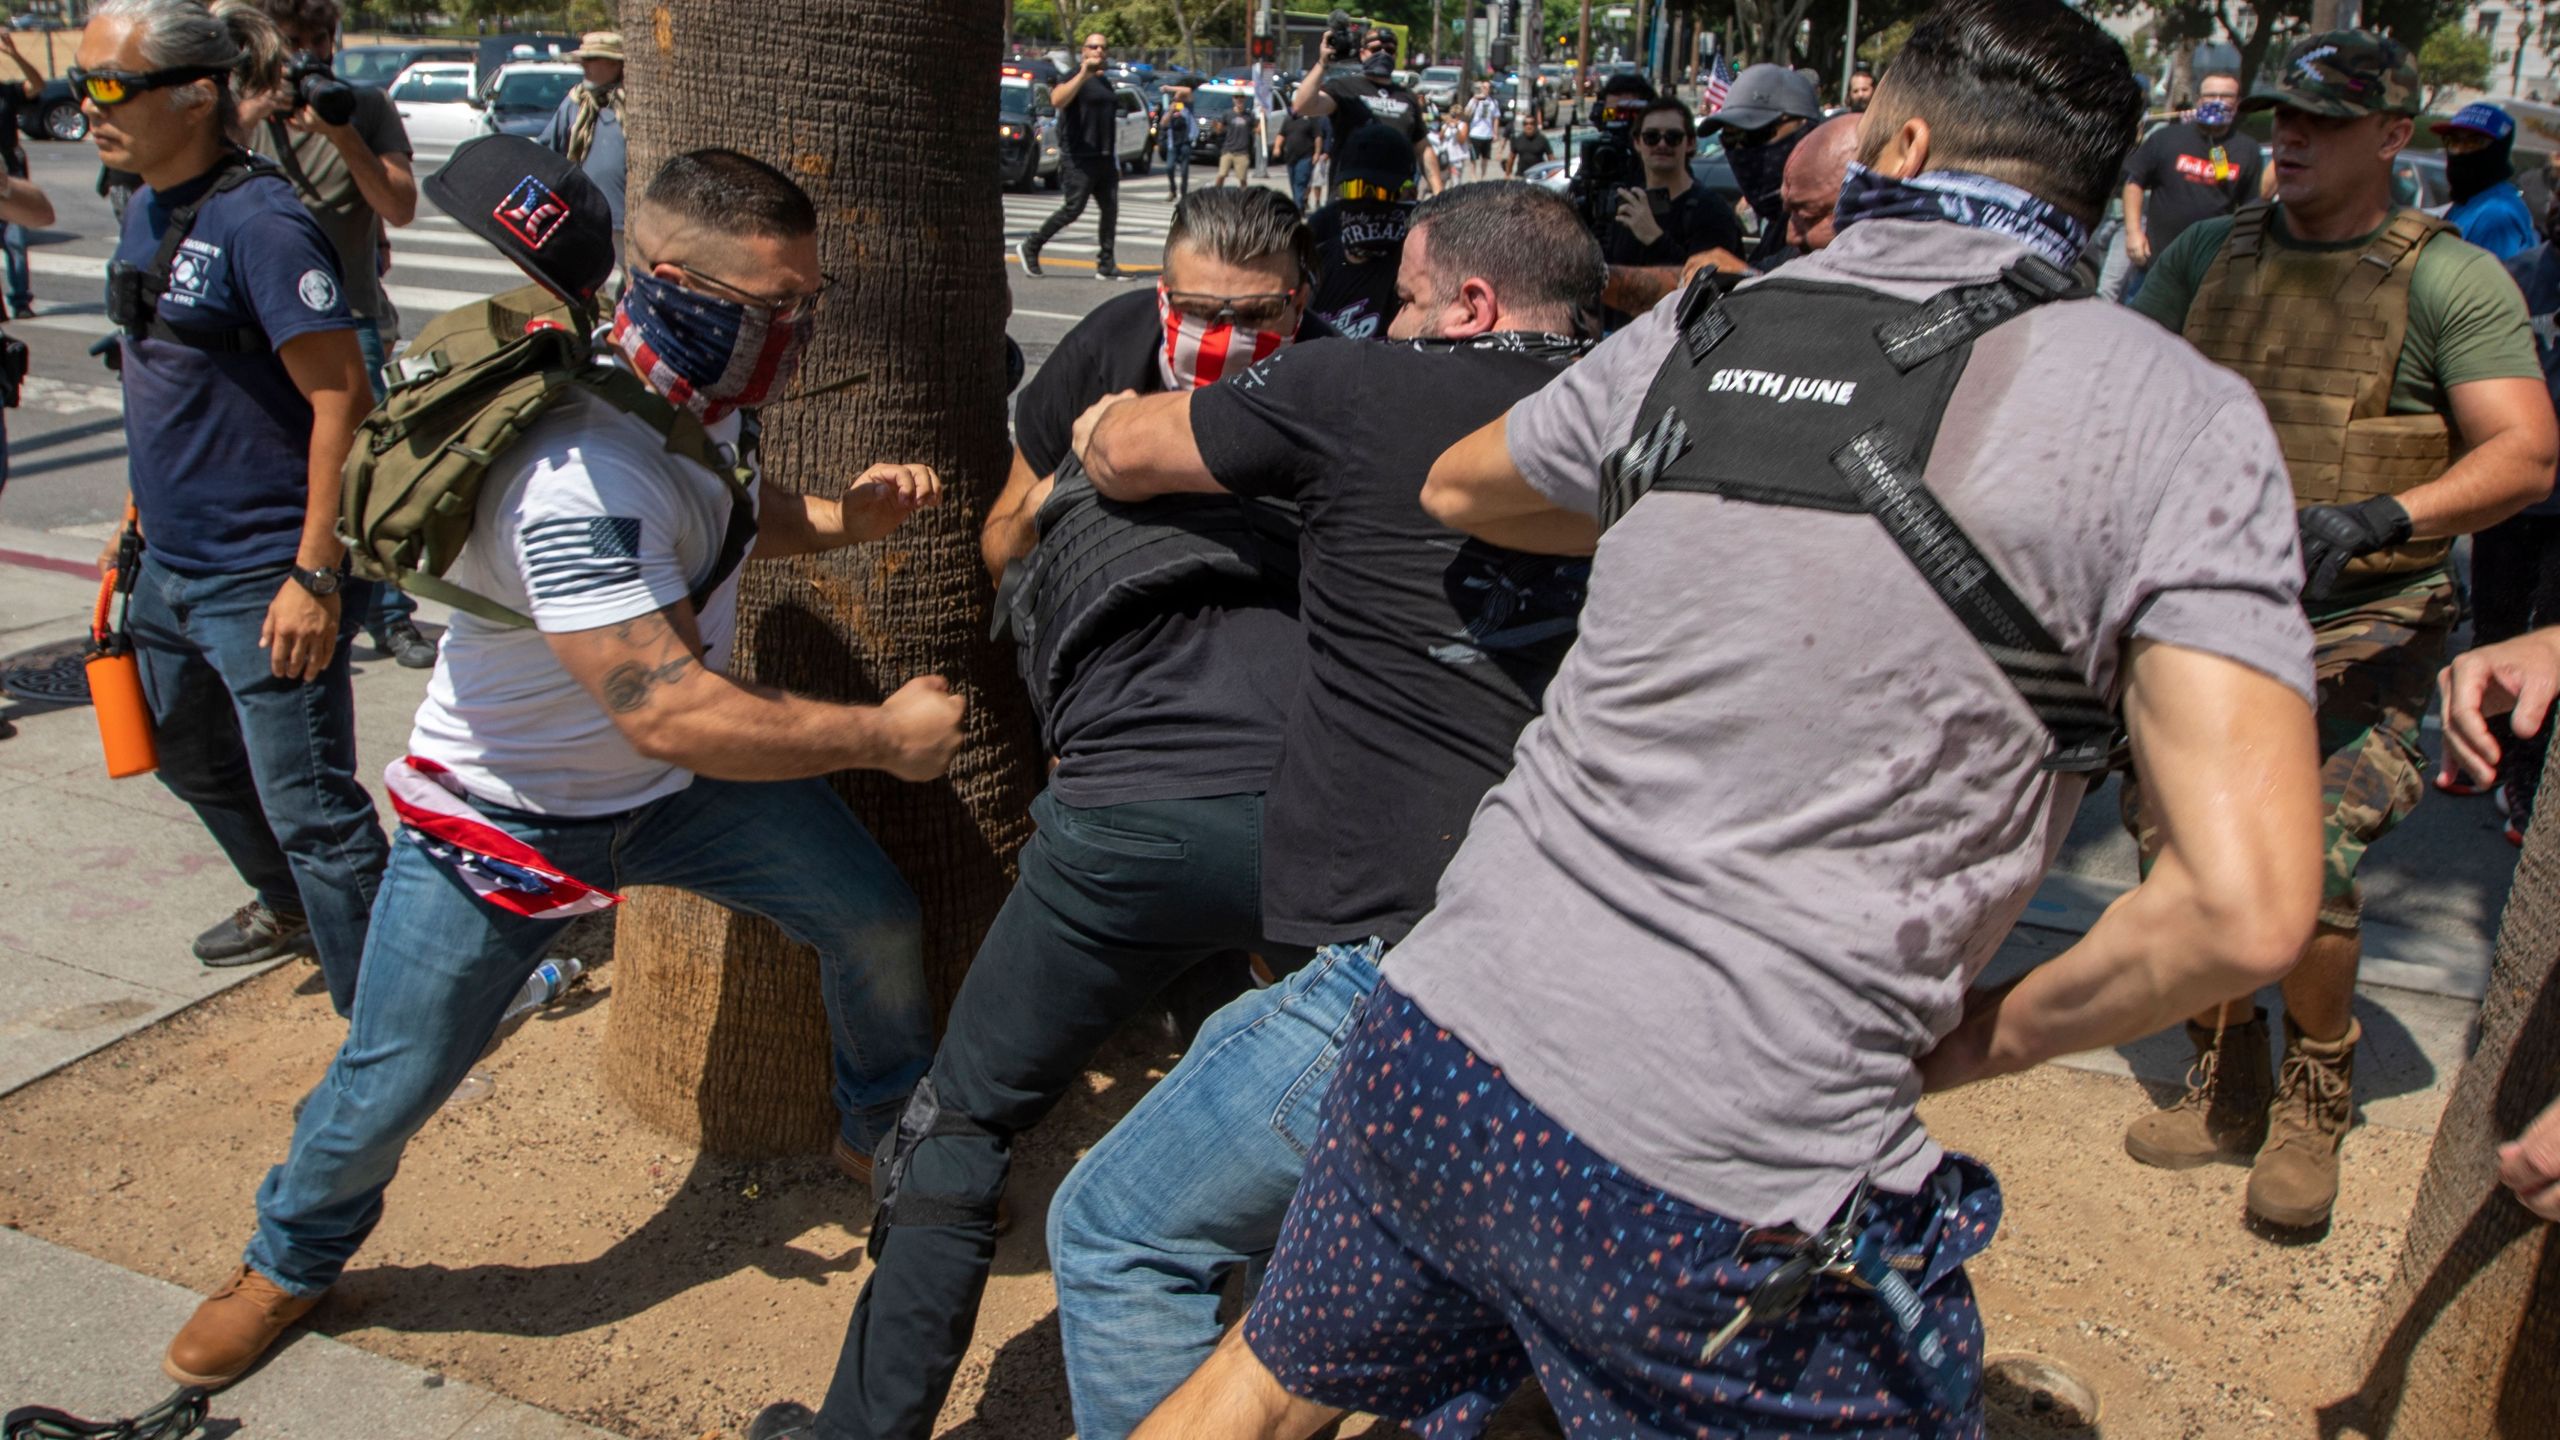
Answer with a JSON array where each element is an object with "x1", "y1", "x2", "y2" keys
[
  {"x1": 1409, "y1": 181, "x2": 1603, "y2": 318},
  {"x1": 641, "y1": 149, "x2": 819, "y2": 239},
  {"x1": 1166, "y1": 185, "x2": 1315, "y2": 282},
  {"x1": 1870, "y1": 0, "x2": 2141, "y2": 224}
]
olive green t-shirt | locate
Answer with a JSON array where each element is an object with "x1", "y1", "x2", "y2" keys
[{"x1": 2132, "y1": 207, "x2": 2539, "y2": 417}]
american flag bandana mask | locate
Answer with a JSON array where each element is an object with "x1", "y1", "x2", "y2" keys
[
  {"x1": 610, "y1": 268, "x2": 813, "y2": 424},
  {"x1": 1157, "y1": 284, "x2": 1289, "y2": 390},
  {"x1": 385, "y1": 757, "x2": 622, "y2": 919}
]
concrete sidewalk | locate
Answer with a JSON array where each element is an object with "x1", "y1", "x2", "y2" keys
[{"x1": 0, "y1": 1227, "x2": 626, "y2": 1439}]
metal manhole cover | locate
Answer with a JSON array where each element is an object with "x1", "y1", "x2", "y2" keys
[{"x1": 1, "y1": 638, "x2": 93, "y2": 706}]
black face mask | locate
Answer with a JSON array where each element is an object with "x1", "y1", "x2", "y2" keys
[
  {"x1": 1724, "y1": 123, "x2": 1805, "y2": 211},
  {"x1": 1363, "y1": 53, "x2": 1393, "y2": 77},
  {"x1": 2448, "y1": 138, "x2": 2516, "y2": 206}
]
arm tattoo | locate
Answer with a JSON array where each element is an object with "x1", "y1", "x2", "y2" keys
[{"x1": 601, "y1": 653, "x2": 696, "y2": 713}]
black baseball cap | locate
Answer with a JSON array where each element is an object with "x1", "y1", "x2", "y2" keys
[{"x1": 423, "y1": 135, "x2": 615, "y2": 307}]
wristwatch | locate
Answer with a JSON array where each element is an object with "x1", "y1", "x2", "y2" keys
[{"x1": 289, "y1": 564, "x2": 343, "y2": 596}]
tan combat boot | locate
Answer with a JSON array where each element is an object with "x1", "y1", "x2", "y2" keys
[
  {"x1": 2123, "y1": 1008, "x2": 2272, "y2": 1170},
  {"x1": 164, "y1": 1264, "x2": 322, "y2": 1387},
  {"x1": 2246, "y1": 1015, "x2": 2360, "y2": 1230}
]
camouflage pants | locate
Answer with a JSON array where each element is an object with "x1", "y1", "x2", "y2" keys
[{"x1": 2122, "y1": 574, "x2": 2456, "y2": 931}]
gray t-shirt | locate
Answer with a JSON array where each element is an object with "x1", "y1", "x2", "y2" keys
[
  {"x1": 252, "y1": 85, "x2": 411, "y2": 323},
  {"x1": 1388, "y1": 218, "x2": 2318, "y2": 1232}
]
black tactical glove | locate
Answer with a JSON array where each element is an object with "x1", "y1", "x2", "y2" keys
[{"x1": 2297, "y1": 496, "x2": 2413, "y2": 602}]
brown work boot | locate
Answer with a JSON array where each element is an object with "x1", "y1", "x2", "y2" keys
[
  {"x1": 831, "y1": 1133, "x2": 874, "y2": 1189},
  {"x1": 2123, "y1": 1008, "x2": 2272, "y2": 1170},
  {"x1": 164, "y1": 1265, "x2": 321, "y2": 1387},
  {"x1": 2246, "y1": 1015, "x2": 2360, "y2": 1230}
]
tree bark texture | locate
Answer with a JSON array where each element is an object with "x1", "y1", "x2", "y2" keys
[
  {"x1": 2321, "y1": 750, "x2": 2560, "y2": 1437},
  {"x1": 601, "y1": 0, "x2": 1042, "y2": 1158}
]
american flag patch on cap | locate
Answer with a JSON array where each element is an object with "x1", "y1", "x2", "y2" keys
[{"x1": 494, "y1": 174, "x2": 570, "y2": 249}]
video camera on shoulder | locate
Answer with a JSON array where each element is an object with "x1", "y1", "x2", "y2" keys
[
  {"x1": 287, "y1": 51, "x2": 357, "y2": 126},
  {"x1": 1323, "y1": 8, "x2": 1364, "y2": 63}
]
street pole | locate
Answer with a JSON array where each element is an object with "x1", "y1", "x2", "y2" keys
[
  {"x1": 1842, "y1": 0, "x2": 1859, "y2": 103},
  {"x1": 1577, "y1": 0, "x2": 1592, "y2": 82},
  {"x1": 1432, "y1": 0, "x2": 1443, "y2": 65}
]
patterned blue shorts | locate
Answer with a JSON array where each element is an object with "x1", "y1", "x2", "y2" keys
[{"x1": 1241, "y1": 984, "x2": 2003, "y2": 1439}]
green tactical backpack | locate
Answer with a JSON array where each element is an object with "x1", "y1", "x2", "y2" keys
[{"x1": 340, "y1": 282, "x2": 755, "y2": 627}]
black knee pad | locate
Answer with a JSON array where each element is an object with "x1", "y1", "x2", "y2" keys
[{"x1": 866, "y1": 1077, "x2": 1006, "y2": 1262}]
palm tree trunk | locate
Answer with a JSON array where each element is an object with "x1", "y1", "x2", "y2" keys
[
  {"x1": 600, "y1": 0, "x2": 1041, "y2": 1158},
  {"x1": 2323, "y1": 752, "x2": 2560, "y2": 1436}
]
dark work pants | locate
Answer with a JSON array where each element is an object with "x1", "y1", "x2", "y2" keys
[
  {"x1": 1167, "y1": 145, "x2": 1191, "y2": 198},
  {"x1": 2470, "y1": 512, "x2": 2560, "y2": 799},
  {"x1": 812, "y1": 787, "x2": 1297, "y2": 1440},
  {"x1": 1028, "y1": 155, "x2": 1119, "y2": 272}
]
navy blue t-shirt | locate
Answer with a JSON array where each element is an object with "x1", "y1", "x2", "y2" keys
[{"x1": 118, "y1": 161, "x2": 355, "y2": 576}]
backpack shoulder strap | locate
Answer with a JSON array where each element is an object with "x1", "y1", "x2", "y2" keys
[
  {"x1": 578, "y1": 366, "x2": 759, "y2": 613},
  {"x1": 130, "y1": 153, "x2": 283, "y2": 354},
  {"x1": 262, "y1": 118, "x2": 327, "y2": 206}
]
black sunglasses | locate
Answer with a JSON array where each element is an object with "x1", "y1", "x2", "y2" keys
[
  {"x1": 1637, "y1": 128, "x2": 1688, "y2": 146},
  {"x1": 67, "y1": 63, "x2": 226, "y2": 107}
]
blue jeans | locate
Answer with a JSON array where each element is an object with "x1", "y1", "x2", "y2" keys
[
  {"x1": 347, "y1": 317, "x2": 417, "y2": 634},
  {"x1": 127, "y1": 555, "x2": 386, "y2": 1014},
  {"x1": 1047, "y1": 937, "x2": 1382, "y2": 1440},
  {"x1": 245, "y1": 774, "x2": 933, "y2": 1295},
  {"x1": 3, "y1": 220, "x2": 28, "y2": 310},
  {"x1": 1287, "y1": 156, "x2": 1314, "y2": 211}
]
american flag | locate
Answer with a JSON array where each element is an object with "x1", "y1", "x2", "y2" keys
[{"x1": 1703, "y1": 54, "x2": 1736, "y2": 112}]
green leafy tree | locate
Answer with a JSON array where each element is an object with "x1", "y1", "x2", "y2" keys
[{"x1": 2418, "y1": 20, "x2": 2491, "y2": 111}]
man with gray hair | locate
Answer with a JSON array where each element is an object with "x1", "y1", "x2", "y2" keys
[
  {"x1": 1018, "y1": 181, "x2": 1601, "y2": 1440},
  {"x1": 748, "y1": 184, "x2": 1330, "y2": 1440}
]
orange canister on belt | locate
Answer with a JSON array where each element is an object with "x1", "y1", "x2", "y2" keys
[{"x1": 86, "y1": 507, "x2": 156, "y2": 779}]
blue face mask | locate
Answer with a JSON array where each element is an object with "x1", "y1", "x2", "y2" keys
[
  {"x1": 609, "y1": 268, "x2": 814, "y2": 424},
  {"x1": 2193, "y1": 99, "x2": 2236, "y2": 128}
]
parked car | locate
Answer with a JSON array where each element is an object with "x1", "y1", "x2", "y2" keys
[
  {"x1": 474, "y1": 33, "x2": 577, "y2": 95},
  {"x1": 1414, "y1": 64, "x2": 1461, "y2": 110},
  {"x1": 1108, "y1": 80, "x2": 1153, "y2": 174},
  {"x1": 387, "y1": 61, "x2": 481, "y2": 150},
  {"x1": 2396, "y1": 152, "x2": 2448, "y2": 211},
  {"x1": 480, "y1": 60, "x2": 580, "y2": 138},
  {"x1": 17, "y1": 76, "x2": 80, "y2": 141},
  {"x1": 1186, "y1": 81, "x2": 1278, "y2": 166},
  {"x1": 335, "y1": 41, "x2": 472, "y2": 89},
  {"x1": 1000, "y1": 61, "x2": 1062, "y2": 192}
]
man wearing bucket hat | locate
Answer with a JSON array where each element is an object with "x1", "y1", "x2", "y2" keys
[
  {"x1": 2125, "y1": 32, "x2": 2556, "y2": 1233},
  {"x1": 1701, "y1": 61, "x2": 1822, "y2": 266},
  {"x1": 159, "y1": 136, "x2": 961, "y2": 1391},
  {"x1": 539, "y1": 30, "x2": 627, "y2": 241},
  {"x1": 2433, "y1": 102, "x2": 2536, "y2": 261}
]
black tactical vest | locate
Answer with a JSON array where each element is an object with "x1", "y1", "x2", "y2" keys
[
  {"x1": 1600, "y1": 255, "x2": 2120, "y2": 773},
  {"x1": 994, "y1": 456, "x2": 1301, "y2": 750}
]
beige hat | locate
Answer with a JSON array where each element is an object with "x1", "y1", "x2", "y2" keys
[{"x1": 570, "y1": 31, "x2": 625, "y2": 62}]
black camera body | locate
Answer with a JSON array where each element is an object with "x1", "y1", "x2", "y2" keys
[
  {"x1": 1322, "y1": 7, "x2": 1362, "y2": 62},
  {"x1": 288, "y1": 52, "x2": 357, "y2": 127},
  {"x1": 1569, "y1": 123, "x2": 1642, "y2": 238}
]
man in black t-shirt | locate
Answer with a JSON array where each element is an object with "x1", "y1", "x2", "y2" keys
[
  {"x1": 1277, "y1": 109, "x2": 1328, "y2": 210},
  {"x1": 1288, "y1": 24, "x2": 1442, "y2": 196},
  {"x1": 1048, "y1": 180, "x2": 1599, "y2": 1438},
  {"x1": 1021, "y1": 33, "x2": 1128, "y2": 280},
  {"x1": 773, "y1": 187, "x2": 1322, "y2": 1440},
  {"x1": 1505, "y1": 121, "x2": 1551, "y2": 177},
  {"x1": 2120, "y1": 69, "x2": 2262, "y2": 294},
  {"x1": 1601, "y1": 96, "x2": 1743, "y2": 324},
  {"x1": 1303, "y1": 121, "x2": 1416, "y2": 339}
]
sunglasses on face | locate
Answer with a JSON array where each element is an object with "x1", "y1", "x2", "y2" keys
[
  {"x1": 1335, "y1": 177, "x2": 1412, "y2": 202},
  {"x1": 636, "y1": 250, "x2": 835, "y2": 323},
  {"x1": 1637, "y1": 128, "x2": 1687, "y2": 147},
  {"x1": 1726, "y1": 120, "x2": 1782, "y2": 147},
  {"x1": 67, "y1": 63, "x2": 225, "y2": 107},
  {"x1": 1163, "y1": 286, "x2": 1300, "y2": 326}
]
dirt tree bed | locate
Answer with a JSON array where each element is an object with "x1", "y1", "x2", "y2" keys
[{"x1": 0, "y1": 961, "x2": 2431, "y2": 1438}]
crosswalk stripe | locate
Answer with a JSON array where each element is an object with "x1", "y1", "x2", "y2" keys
[{"x1": 22, "y1": 253, "x2": 489, "y2": 321}]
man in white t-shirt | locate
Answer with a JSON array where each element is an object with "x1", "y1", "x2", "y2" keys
[
  {"x1": 162, "y1": 142, "x2": 967, "y2": 1390},
  {"x1": 1464, "y1": 81, "x2": 1500, "y2": 180}
]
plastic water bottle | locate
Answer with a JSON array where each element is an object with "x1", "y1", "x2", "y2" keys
[{"x1": 496, "y1": 957, "x2": 583, "y2": 1034}]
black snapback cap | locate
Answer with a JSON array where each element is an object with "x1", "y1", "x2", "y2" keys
[{"x1": 423, "y1": 135, "x2": 615, "y2": 308}]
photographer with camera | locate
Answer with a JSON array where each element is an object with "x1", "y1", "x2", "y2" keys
[
  {"x1": 1598, "y1": 96, "x2": 1740, "y2": 323},
  {"x1": 1702, "y1": 62, "x2": 1822, "y2": 267},
  {"x1": 245, "y1": 0, "x2": 434, "y2": 669},
  {"x1": 1291, "y1": 16, "x2": 1441, "y2": 198}
]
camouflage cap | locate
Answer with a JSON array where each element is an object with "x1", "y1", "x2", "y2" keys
[{"x1": 2242, "y1": 31, "x2": 2421, "y2": 118}]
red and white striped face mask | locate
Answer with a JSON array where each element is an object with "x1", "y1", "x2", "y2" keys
[{"x1": 1156, "y1": 283, "x2": 1291, "y2": 390}]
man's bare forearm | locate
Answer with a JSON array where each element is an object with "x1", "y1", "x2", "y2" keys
[
  {"x1": 1603, "y1": 263, "x2": 1682, "y2": 314},
  {"x1": 2401, "y1": 426, "x2": 2557, "y2": 539},
  {"x1": 332, "y1": 142, "x2": 416, "y2": 227},
  {"x1": 299, "y1": 385, "x2": 362, "y2": 570},
  {"x1": 595, "y1": 612, "x2": 903, "y2": 779}
]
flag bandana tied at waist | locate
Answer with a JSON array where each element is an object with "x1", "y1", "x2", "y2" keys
[{"x1": 385, "y1": 756, "x2": 621, "y2": 919}]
